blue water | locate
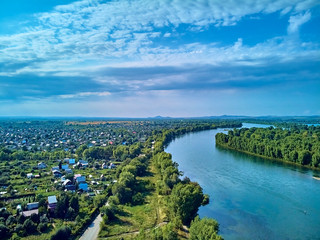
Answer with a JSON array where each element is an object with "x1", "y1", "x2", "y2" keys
[{"x1": 165, "y1": 124, "x2": 320, "y2": 240}]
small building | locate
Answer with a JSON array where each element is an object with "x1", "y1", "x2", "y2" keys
[
  {"x1": 102, "y1": 162, "x2": 108, "y2": 169},
  {"x1": 109, "y1": 163, "x2": 116, "y2": 169},
  {"x1": 65, "y1": 168, "x2": 73, "y2": 174},
  {"x1": 48, "y1": 195, "x2": 57, "y2": 212},
  {"x1": 22, "y1": 209, "x2": 38, "y2": 217},
  {"x1": 27, "y1": 202, "x2": 39, "y2": 210},
  {"x1": 77, "y1": 160, "x2": 89, "y2": 168},
  {"x1": 51, "y1": 166, "x2": 59, "y2": 171},
  {"x1": 27, "y1": 173, "x2": 33, "y2": 179},
  {"x1": 52, "y1": 170, "x2": 62, "y2": 178},
  {"x1": 78, "y1": 183, "x2": 88, "y2": 191},
  {"x1": 62, "y1": 179, "x2": 72, "y2": 186},
  {"x1": 38, "y1": 162, "x2": 47, "y2": 169},
  {"x1": 75, "y1": 175, "x2": 86, "y2": 184},
  {"x1": 16, "y1": 205, "x2": 21, "y2": 211},
  {"x1": 68, "y1": 158, "x2": 75, "y2": 165},
  {"x1": 65, "y1": 185, "x2": 76, "y2": 192},
  {"x1": 62, "y1": 164, "x2": 69, "y2": 170}
]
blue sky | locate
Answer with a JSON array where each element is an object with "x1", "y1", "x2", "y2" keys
[{"x1": 0, "y1": 0, "x2": 319, "y2": 117}]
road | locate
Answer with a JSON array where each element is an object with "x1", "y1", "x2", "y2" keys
[{"x1": 79, "y1": 213, "x2": 102, "y2": 240}]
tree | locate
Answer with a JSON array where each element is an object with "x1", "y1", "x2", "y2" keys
[
  {"x1": 298, "y1": 150, "x2": 312, "y2": 165},
  {"x1": 312, "y1": 153, "x2": 320, "y2": 168},
  {"x1": 37, "y1": 222, "x2": 47, "y2": 233},
  {"x1": 65, "y1": 207, "x2": 76, "y2": 220},
  {"x1": 23, "y1": 219, "x2": 37, "y2": 235},
  {"x1": 168, "y1": 182, "x2": 206, "y2": 225},
  {"x1": 0, "y1": 224, "x2": 10, "y2": 239},
  {"x1": 51, "y1": 226, "x2": 71, "y2": 240},
  {"x1": 112, "y1": 182, "x2": 132, "y2": 204},
  {"x1": 70, "y1": 196, "x2": 79, "y2": 213},
  {"x1": 5, "y1": 215, "x2": 16, "y2": 226},
  {"x1": 189, "y1": 216, "x2": 223, "y2": 240}
]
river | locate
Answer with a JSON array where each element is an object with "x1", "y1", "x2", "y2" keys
[{"x1": 165, "y1": 123, "x2": 320, "y2": 240}]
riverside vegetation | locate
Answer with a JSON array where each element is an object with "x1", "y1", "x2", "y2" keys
[
  {"x1": 0, "y1": 119, "x2": 241, "y2": 240},
  {"x1": 216, "y1": 125, "x2": 320, "y2": 169}
]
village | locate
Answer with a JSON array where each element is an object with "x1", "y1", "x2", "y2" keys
[{"x1": 16, "y1": 157, "x2": 117, "y2": 219}]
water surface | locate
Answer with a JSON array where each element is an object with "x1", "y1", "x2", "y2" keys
[{"x1": 165, "y1": 124, "x2": 320, "y2": 240}]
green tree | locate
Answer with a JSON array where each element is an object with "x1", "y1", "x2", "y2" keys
[
  {"x1": 0, "y1": 224, "x2": 10, "y2": 239},
  {"x1": 23, "y1": 219, "x2": 37, "y2": 235},
  {"x1": 168, "y1": 182, "x2": 206, "y2": 225},
  {"x1": 312, "y1": 153, "x2": 320, "y2": 168},
  {"x1": 51, "y1": 226, "x2": 71, "y2": 240},
  {"x1": 189, "y1": 216, "x2": 223, "y2": 240},
  {"x1": 70, "y1": 196, "x2": 79, "y2": 213}
]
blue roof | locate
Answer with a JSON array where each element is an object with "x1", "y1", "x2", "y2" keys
[
  {"x1": 48, "y1": 195, "x2": 57, "y2": 204},
  {"x1": 79, "y1": 183, "x2": 88, "y2": 191}
]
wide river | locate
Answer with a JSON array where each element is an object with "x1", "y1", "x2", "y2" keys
[{"x1": 165, "y1": 123, "x2": 320, "y2": 240}]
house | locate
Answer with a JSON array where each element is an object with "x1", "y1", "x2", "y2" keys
[
  {"x1": 27, "y1": 202, "x2": 39, "y2": 210},
  {"x1": 38, "y1": 162, "x2": 47, "y2": 169},
  {"x1": 75, "y1": 175, "x2": 86, "y2": 184},
  {"x1": 65, "y1": 185, "x2": 76, "y2": 192},
  {"x1": 51, "y1": 166, "x2": 59, "y2": 171},
  {"x1": 65, "y1": 168, "x2": 73, "y2": 174},
  {"x1": 27, "y1": 173, "x2": 33, "y2": 179},
  {"x1": 68, "y1": 158, "x2": 75, "y2": 165},
  {"x1": 62, "y1": 164, "x2": 69, "y2": 170},
  {"x1": 16, "y1": 205, "x2": 21, "y2": 211},
  {"x1": 102, "y1": 162, "x2": 108, "y2": 169},
  {"x1": 52, "y1": 170, "x2": 62, "y2": 178},
  {"x1": 22, "y1": 209, "x2": 38, "y2": 217},
  {"x1": 48, "y1": 195, "x2": 57, "y2": 212},
  {"x1": 78, "y1": 183, "x2": 88, "y2": 191},
  {"x1": 77, "y1": 160, "x2": 88, "y2": 168},
  {"x1": 109, "y1": 163, "x2": 116, "y2": 169},
  {"x1": 62, "y1": 179, "x2": 72, "y2": 186}
]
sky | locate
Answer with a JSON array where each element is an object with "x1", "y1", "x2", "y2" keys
[{"x1": 0, "y1": 0, "x2": 319, "y2": 118}]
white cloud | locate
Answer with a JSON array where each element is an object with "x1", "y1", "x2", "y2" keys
[
  {"x1": 287, "y1": 11, "x2": 311, "y2": 34},
  {"x1": 58, "y1": 91, "x2": 111, "y2": 99},
  {"x1": 0, "y1": 0, "x2": 319, "y2": 78}
]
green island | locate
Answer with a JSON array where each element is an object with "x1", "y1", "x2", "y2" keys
[
  {"x1": 216, "y1": 125, "x2": 320, "y2": 169},
  {"x1": 0, "y1": 119, "x2": 241, "y2": 240}
]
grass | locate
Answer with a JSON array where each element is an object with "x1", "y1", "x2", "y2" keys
[
  {"x1": 99, "y1": 199, "x2": 157, "y2": 238},
  {"x1": 98, "y1": 158, "x2": 170, "y2": 239}
]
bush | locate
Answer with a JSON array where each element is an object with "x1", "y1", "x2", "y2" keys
[
  {"x1": 23, "y1": 219, "x2": 37, "y2": 235},
  {"x1": 37, "y1": 223, "x2": 47, "y2": 233},
  {"x1": 51, "y1": 226, "x2": 71, "y2": 240},
  {"x1": 132, "y1": 192, "x2": 144, "y2": 205},
  {"x1": 0, "y1": 224, "x2": 10, "y2": 239},
  {"x1": 15, "y1": 224, "x2": 25, "y2": 236}
]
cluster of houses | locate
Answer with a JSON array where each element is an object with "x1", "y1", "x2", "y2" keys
[
  {"x1": 24, "y1": 157, "x2": 117, "y2": 195},
  {"x1": 20, "y1": 195, "x2": 57, "y2": 217},
  {"x1": 0, "y1": 121, "x2": 148, "y2": 152}
]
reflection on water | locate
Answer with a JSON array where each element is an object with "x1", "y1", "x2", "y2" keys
[{"x1": 166, "y1": 128, "x2": 320, "y2": 240}]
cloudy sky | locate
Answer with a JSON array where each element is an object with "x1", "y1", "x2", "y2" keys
[{"x1": 0, "y1": 0, "x2": 319, "y2": 117}]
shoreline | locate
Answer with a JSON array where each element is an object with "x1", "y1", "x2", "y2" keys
[{"x1": 216, "y1": 142, "x2": 320, "y2": 173}]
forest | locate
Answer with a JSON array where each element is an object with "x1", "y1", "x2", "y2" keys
[{"x1": 216, "y1": 125, "x2": 320, "y2": 168}]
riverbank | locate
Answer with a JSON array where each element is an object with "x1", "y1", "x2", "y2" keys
[
  {"x1": 166, "y1": 128, "x2": 320, "y2": 240},
  {"x1": 216, "y1": 142, "x2": 320, "y2": 173}
]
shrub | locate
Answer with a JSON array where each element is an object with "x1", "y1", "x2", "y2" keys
[{"x1": 51, "y1": 226, "x2": 71, "y2": 240}]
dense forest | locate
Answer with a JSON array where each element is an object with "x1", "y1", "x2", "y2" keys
[{"x1": 216, "y1": 125, "x2": 320, "y2": 168}]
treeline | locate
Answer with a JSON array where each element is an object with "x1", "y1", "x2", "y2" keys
[
  {"x1": 216, "y1": 126, "x2": 320, "y2": 168},
  {"x1": 147, "y1": 127, "x2": 225, "y2": 239},
  {"x1": 151, "y1": 121, "x2": 242, "y2": 151}
]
